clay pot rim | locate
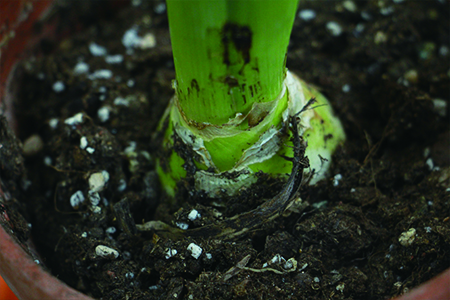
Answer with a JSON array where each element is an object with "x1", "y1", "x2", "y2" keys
[
  {"x1": 0, "y1": 220, "x2": 93, "y2": 299},
  {"x1": 0, "y1": 1, "x2": 92, "y2": 298}
]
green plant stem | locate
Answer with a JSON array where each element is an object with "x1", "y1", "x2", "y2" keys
[
  {"x1": 166, "y1": 0, "x2": 298, "y2": 126},
  {"x1": 158, "y1": 0, "x2": 346, "y2": 198}
]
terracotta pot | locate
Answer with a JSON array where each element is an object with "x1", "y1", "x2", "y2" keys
[
  {"x1": 0, "y1": 0, "x2": 54, "y2": 131},
  {"x1": 0, "y1": 223, "x2": 93, "y2": 300},
  {"x1": 0, "y1": 1, "x2": 103, "y2": 299},
  {"x1": 392, "y1": 268, "x2": 450, "y2": 300},
  {"x1": 0, "y1": 2, "x2": 448, "y2": 300}
]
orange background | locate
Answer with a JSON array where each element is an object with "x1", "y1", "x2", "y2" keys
[{"x1": 0, "y1": 276, "x2": 18, "y2": 300}]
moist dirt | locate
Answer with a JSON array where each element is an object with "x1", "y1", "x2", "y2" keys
[{"x1": 0, "y1": 0, "x2": 449, "y2": 299}]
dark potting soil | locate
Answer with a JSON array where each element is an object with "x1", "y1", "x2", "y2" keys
[{"x1": 1, "y1": 0, "x2": 449, "y2": 299}]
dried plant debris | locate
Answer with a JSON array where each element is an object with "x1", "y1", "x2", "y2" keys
[{"x1": 3, "y1": 1, "x2": 449, "y2": 299}]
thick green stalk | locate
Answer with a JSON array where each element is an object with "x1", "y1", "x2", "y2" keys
[
  {"x1": 158, "y1": 0, "x2": 346, "y2": 198},
  {"x1": 167, "y1": 0, "x2": 298, "y2": 125}
]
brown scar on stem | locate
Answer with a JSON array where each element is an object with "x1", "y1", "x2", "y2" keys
[{"x1": 222, "y1": 22, "x2": 252, "y2": 66}]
